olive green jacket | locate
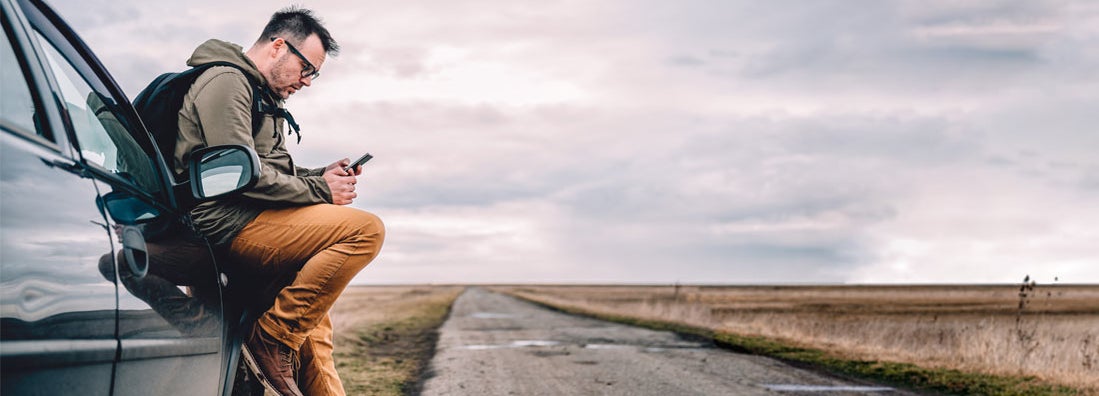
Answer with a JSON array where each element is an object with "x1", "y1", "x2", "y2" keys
[{"x1": 175, "y1": 39, "x2": 331, "y2": 247}]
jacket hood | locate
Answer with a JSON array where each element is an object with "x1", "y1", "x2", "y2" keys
[{"x1": 186, "y1": 39, "x2": 266, "y2": 85}]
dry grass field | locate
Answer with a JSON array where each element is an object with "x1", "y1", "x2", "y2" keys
[
  {"x1": 495, "y1": 284, "x2": 1099, "y2": 393},
  {"x1": 328, "y1": 285, "x2": 465, "y2": 396}
]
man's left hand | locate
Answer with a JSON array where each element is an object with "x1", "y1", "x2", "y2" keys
[{"x1": 323, "y1": 159, "x2": 359, "y2": 205}]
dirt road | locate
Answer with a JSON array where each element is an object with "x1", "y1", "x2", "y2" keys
[{"x1": 420, "y1": 288, "x2": 914, "y2": 395}]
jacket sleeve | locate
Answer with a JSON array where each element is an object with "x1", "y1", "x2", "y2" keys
[
  {"x1": 297, "y1": 165, "x2": 326, "y2": 177},
  {"x1": 191, "y1": 70, "x2": 332, "y2": 204}
]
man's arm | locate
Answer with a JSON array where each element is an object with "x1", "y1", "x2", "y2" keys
[{"x1": 296, "y1": 165, "x2": 325, "y2": 177}]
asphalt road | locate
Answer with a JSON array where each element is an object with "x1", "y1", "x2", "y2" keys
[{"x1": 420, "y1": 288, "x2": 916, "y2": 395}]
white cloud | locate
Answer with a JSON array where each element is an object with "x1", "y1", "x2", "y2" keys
[{"x1": 851, "y1": 168, "x2": 1099, "y2": 283}]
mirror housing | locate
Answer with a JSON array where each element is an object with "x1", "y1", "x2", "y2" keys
[
  {"x1": 188, "y1": 144, "x2": 260, "y2": 201},
  {"x1": 97, "y1": 191, "x2": 161, "y2": 225}
]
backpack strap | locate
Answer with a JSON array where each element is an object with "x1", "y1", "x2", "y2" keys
[
  {"x1": 252, "y1": 91, "x2": 302, "y2": 144},
  {"x1": 200, "y1": 62, "x2": 303, "y2": 143}
]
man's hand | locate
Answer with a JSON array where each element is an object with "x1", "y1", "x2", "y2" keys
[{"x1": 323, "y1": 158, "x2": 358, "y2": 205}]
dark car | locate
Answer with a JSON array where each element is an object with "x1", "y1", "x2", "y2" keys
[{"x1": 1, "y1": 0, "x2": 265, "y2": 394}]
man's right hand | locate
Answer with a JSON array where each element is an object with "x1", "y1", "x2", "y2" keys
[{"x1": 323, "y1": 158, "x2": 357, "y2": 205}]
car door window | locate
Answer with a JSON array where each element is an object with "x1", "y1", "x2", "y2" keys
[
  {"x1": 0, "y1": 29, "x2": 39, "y2": 136},
  {"x1": 32, "y1": 30, "x2": 161, "y2": 196}
]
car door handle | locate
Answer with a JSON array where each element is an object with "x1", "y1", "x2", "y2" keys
[{"x1": 120, "y1": 226, "x2": 149, "y2": 279}]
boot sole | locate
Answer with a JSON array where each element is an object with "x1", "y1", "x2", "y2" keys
[{"x1": 241, "y1": 344, "x2": 287, "y2": 396}]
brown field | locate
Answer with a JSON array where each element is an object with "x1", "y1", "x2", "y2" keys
[
  {"x1": 494, "y1": 284, "x2": 1099, "y2": 392},
  {"x1": 329, "y1": 285, "x2": 465, "y2": 396}
]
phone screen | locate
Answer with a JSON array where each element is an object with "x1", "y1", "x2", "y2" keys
[{"x1": 344, "y1": 153, "x2": 373, "y2": 172}]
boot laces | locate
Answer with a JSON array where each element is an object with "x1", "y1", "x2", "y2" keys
[{"x1": 279, "y1": 347, "x2": 297, "y2": 368}]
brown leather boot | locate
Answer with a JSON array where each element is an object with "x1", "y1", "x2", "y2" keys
[{"x1": 241, "y1": 324, "x2": 304, "y2": 396}]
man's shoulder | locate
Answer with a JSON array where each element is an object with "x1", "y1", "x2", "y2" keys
[
  {"x1": 194, "y1": 65, "x2": 252, "y2": 87},
  {"x1": 189, "y1": 65, "x2": 254, "y2": 100}
]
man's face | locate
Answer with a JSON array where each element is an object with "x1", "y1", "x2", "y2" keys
[{"x1": 267, "y1": 34, "x2": 326, "y2": 100}]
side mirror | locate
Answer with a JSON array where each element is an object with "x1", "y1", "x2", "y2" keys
[{"x1": 188, "y1": 144, "x2": 260, "y2": 201}]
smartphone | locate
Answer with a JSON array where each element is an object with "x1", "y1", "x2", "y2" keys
[{"x1": 344, "y1": 153, "x2": 373, "y2": 173}]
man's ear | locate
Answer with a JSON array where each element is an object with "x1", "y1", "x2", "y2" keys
[{"x1": 268, "y1": 38, "x2": 284, "y2": 60}]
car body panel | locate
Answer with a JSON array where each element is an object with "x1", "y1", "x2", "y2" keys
[
  {"x1": 0, "y1": 131, "x2": 118, "y2": 396},
  {"x1": 1, "y1": 0, "x2": 254, "y2": 394}
]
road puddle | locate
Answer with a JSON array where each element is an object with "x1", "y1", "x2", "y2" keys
[
  {"x1": 469, "y1": 312, "x2": 518, "y2": 319},
  {"x1": 583, "y1": 343, "x2": 704, "y2": 352},
  {"x1": 583, "y1": 343, "x2": 633, "y2": 350},
  {"x1": 457, "y1": 340, "x2": 560, "y2": 350},
  {"x1": 457, "y1": 340, "x2": 707, "y2": 352},
  {"x1": 761, "y1": 384, "x2": 894, "y2": 392}
]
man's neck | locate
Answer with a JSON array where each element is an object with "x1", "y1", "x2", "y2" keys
[{"x1": 244, "y1": 45, "x2": 270, "y2": 76}]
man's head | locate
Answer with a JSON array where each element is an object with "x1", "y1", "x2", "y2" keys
[{"x1": 247, "y1": 7, "x2": 339, "y2": 99}]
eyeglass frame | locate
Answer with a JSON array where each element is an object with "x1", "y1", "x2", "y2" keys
[{"x1": 272, "y1": 37, "x2": 320, "y2": 80}]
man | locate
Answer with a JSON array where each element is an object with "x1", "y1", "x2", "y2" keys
[{"x1": 172, "y1": 7, "x2": 384, "y2": 396}]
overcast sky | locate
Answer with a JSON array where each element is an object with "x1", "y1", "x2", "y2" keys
[{"x1": 49, "y1": 0, "x2": 1099, "y2": 284}]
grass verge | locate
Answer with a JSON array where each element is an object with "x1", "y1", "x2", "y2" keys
[
  {"x1": 334, "y1": 287, "x2": 464, "y2": 396},
  {"x1": 503, "y1": 291, "x2": 1083, "y2": 396}
]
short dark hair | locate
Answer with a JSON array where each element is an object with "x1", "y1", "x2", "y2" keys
[{"x1": 257, "y1": 6, "x2": 339, "y2": 56}]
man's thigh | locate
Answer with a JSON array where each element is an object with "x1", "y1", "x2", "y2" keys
[{"x1": 228, "y1": 204, "x2": 380, "y2": 274}]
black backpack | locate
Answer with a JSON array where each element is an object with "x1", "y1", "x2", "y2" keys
[{"x1": 132, "y1": 62, "x2": 300, "y2": 177}]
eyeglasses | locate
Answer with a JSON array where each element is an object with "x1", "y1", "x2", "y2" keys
[{"x1": 273, "y1": 37, "x2": 320, "y2": 80}]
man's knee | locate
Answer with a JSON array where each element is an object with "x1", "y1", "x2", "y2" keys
[
  {"x1": 353, "y1": 210, "x2": 384, "y2": 238},
  {"x1": 331, "y1": 206, "x2": 383, "y2": 239},
  {"x1": 341, "y1": 209, "x2": 384, "y2": 258}
]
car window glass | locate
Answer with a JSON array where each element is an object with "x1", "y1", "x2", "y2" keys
[
  {"x1": 32, "y1": 30, "x2": 160, "y2": 194},
  {"x1": 0, "y1": 29, "x2": 39, "y2": 136}
]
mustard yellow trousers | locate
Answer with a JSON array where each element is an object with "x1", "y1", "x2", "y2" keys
[{"x1": 230, "y1": 204, "x2": 385, "y2": 395}]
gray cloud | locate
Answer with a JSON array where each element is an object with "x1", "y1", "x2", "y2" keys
[{"x1": 42, "y1": 0, "x2": 1099, "y2": 284}]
